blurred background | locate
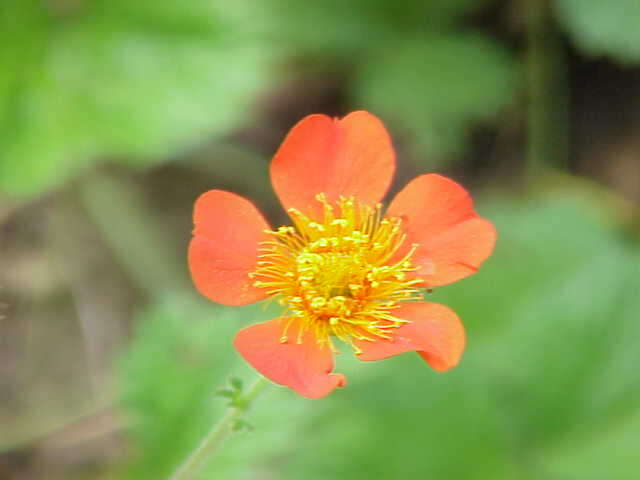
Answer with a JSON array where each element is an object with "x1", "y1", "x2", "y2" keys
[{"x1": 1, "y1": 1, "x2": 639, "y2": 479}]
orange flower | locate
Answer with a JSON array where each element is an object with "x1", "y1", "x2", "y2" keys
[{"x1": 189, "y1": 111, "x2": 496, "y2": 399}]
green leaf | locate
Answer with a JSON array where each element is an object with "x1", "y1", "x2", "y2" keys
[
  {"x1": 542, "y1": 410, "x2": 640, "y2": 480},
  {"x1": 478, "y1": 249, "x2": 638, "y2": 450},
  {"x1": 437, "y1": 193, "x2": 640, "y2": 475},
  {"x1": 231, "y1": 419, "x2": 253, "y2": 433},
  {"x1": 216, "y1": 389, "x2": 236, "y2": 399},
  {"x1": 0, "y1": 0, "x2": 273, "y2": 197},
  {"x1": 260, "y1": 0, "x2": 489, "y2": 56},
  {"x1": 229, "y1": 376, "x2": 244, "y2": 392},
  {"x1": 355, "y1": 33, "x2": 518, "y2": 161},
  {"x1": 555, "y1": 0, "x2": 640, "y2": 63},
  {"x1": 435, "y1": 195, "x2": 628, "y2": 336}
]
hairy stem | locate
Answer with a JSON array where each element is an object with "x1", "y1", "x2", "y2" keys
[{"x1": 169, "y1": 376, "x2": 271, "y2": 480}]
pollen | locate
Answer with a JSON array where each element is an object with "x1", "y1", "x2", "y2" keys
[{"x1": 251, "y1": 194, "x2": 423, "y2": 353}]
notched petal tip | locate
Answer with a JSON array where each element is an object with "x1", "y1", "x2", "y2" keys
[
  {"x1": 418, "y1": 350, "x2": 460, "y2": 373},
  {"x1": 270, "y1": 110, "x2": 396, "y2": 218},
  {"x1": 234, "y1": 319, "x2": 346, "y2": 399},
  {"x1": 188, "y1": 190, "x2": 270, "y2": 306},
  {"x1": 354, "y1": 302, "x2": 465, "y2": 372},
  {"x1": 388, "y1": 174, "x2": 497, "y2": 287}
]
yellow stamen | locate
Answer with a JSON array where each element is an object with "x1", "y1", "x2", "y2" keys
[{"x1": 251, "y1": 194, "x2": 423, "y2": 352}]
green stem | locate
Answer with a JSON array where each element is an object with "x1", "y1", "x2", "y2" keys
[
  {"x1": 169, "y1": 376, "x2": 270, "y2": 480},
  {"x1": 526, "y1": 0, "x2": 569, "y2": 174}
]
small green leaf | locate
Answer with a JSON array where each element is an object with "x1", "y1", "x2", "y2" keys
[
  {"x1": 229, "y1": 376, "x2": 244, "y2": 392},
  {"x1": 231, "y1": 419, "x2": 254, "y2": 433},
  {"x1": 215, "y1": 389, "x2": 236, "y2": 399}
]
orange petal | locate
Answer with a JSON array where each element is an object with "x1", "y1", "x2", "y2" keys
[
  {"x1": 188, "y1": 190, "x2": 269, "y2": 306},
  {"x1": 387, "y1": 174, "x2": 496, "y2": 287},
  {"x1": 234, "y1": 318, "x2": 347, "y2": 399},
  {"x1": 355, "y1": 302, "x2": 465, "y2": 372},
  {"x1": 270, "y1": 111, "x2": 396, "y2": 218}
]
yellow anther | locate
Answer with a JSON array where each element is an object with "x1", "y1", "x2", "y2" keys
[
  {"x1": 250, "y1": 195, "x2": 423, "y2": 354},
  {"x1": 331, "y1": 219, "x2": 348, "y2": 227},
  {"x1": 310, "y1": 297, "x2": 326, "y2": 309}
]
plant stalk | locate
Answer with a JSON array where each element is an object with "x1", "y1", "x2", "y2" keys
[
  {"x1": 169, "y1": 376, "x2": 270, "y2": 480},
  {"x1": 526, "y1": 0, "x2": 569, "y2": 174}
]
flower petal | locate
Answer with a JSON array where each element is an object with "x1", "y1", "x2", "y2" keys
[
  {"x1": 234, "y1": 318, "x2": 346, "y2": 399},
  {"x1": 387, "y1": 174, "x2": 496, "y2": 286},
  {"x1": 188, "y1": 190, "x2": 269, "y2": 306},
  {"x1": 270, "y1": 111, "x2": 396, "y2": 218},
  {"x1": 355, "y1": 302, "x2": 465, "y2": 372}
]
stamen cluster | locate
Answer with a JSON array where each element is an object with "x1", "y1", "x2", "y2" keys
[{"x1": 251, "y1": 194, "x2": 423, "y2": 352}]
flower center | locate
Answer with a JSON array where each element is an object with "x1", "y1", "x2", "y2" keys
[{"x1": 251, "y1": 194, "x2": 423, "y2": 352}]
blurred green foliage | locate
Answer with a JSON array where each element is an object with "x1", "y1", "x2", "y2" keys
[
  {"x1": 120, "y1": 193, "x2": 640, "y2": 479},
  {"x1": 0, "y1": 0, "x2": 520, "y2": 198},
  {"x1": 556, "y1": 0, "x2": 640, "y2": 63},
  {"x1": 120, "y1": 298, "x2": 243, "y2": 479},
  {"x1": 0, "y1": 0, "x2": 272, "y2": 196},
  {"x1": 120, "y1": 299, "x2": 312, "y2": 479},
  {"x1": 260, "y1": 0, "x2": 489, "y2": 53},
  {"x1": 263, "y1": 0, "x2": 517, "y2": 159},
  {"x1": 356, "y1": 33, "x2": 516, "y2": 157},
  {"x1": 3, "y1": 0, "x2": 640, "y2": 199}
]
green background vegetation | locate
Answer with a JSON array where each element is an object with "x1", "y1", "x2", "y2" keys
[{"x1": 1, "y1": 1, "x2": 638, "y2": 479}]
